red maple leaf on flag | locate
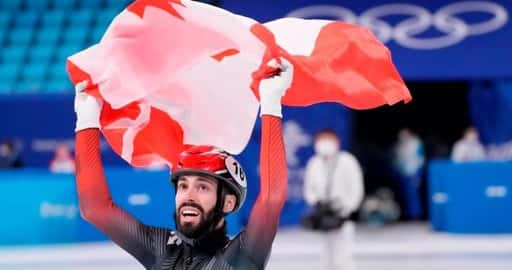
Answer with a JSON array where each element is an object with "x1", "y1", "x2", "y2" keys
[{"x1": 127, "y1": 0, "x2": 185, "y2": 20}]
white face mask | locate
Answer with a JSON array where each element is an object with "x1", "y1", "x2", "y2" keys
[
  {"x1": 465, "y1": 132, "x2": 478, "y2": 142},
  {"x1": 314, "y1": 140, "x2": 338, "y2": 157}
]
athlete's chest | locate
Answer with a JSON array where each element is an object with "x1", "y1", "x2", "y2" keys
[{"x1": 152, "y1": 246, "x2": 234, "y2": 270}]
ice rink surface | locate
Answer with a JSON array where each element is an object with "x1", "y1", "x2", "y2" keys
[{"x1": 1, "y1": 223, "x2": 511, "y2": 270}]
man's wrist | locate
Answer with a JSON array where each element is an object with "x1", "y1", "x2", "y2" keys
[{"x1": 260, "y1": 97, "x2": 282, "y2": 118}]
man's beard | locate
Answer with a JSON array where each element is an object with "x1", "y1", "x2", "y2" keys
[{"x1": 175, "y1": 202, "x2": 217, "y2": 238}]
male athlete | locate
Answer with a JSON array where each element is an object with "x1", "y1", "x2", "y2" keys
[{"x1": 74, "y1": 59, "x2": 293, "y2": 269}]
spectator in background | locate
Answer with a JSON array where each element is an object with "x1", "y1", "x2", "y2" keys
[
  {"x1": 392, "y1": 128, "x2": 425, "y2": 220},
  {"x1": 0, "y1": 140, "x2": 23, "y2": 168},
  {"x1": 451, "y1": 127, "x2": 486, "y2": 162},
  {"x1": 302, "y1": 129, "x2": 364, "y2": 270},
  {"x1": 49, "y1": 144, "x2": 75, "y2": 173}
]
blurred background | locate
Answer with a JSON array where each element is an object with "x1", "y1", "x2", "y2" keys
[{"x1": 1, "y1": 0, "x2": 512, "y2": 269}]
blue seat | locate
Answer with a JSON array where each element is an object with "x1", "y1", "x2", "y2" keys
[
  {"x1": 0, "y1": 26, "x2": 8, "y2": 45},
  {"x1": 0, "y1": 81, "x2": 15, "y2": 94},
  {"x1": 0, "y1": 63, "x2": 21, "y2": 81},
  {"x1": 92, "y1": 26, "x2": 106, "y2": 43},
  {"x1": 8, "y1": 28, "x2": 34, "y2": 45},
  {"x1": 69, "y1": 9, "x2": 93, "y2": 27},
  {"x1": 35, "y1": 26, "x2": 61, "y2": 45},
  {"x1": 17, "y1": 63, "x2": 49, "y2": 93},
  {"x1": 63, "y1": 26, "x2": 90, "y2": 45},
  {"x1": 14, "y1": 80, "x2": 43, "y2": 93},
  {"x1": 28, "y1": 45, "x2": 55, "y2": 63},
  {"x1": 48, "y1": 62, "x2": 69, "y2": 81},
  {"x1": 1, "y1": 46, "x2": 27, "y2": 63},
  {"x1": 54, "y1": 43, "x2": 83, "y2": 67},
  {"x1": 41, "y1": 10, "x2": 65, "y2": 27},
  {"x1": 49, "y1": 0, "x2": 76, "y2": 10},
  {"x1": 80, "y1": 0, "x2": 103, "y2": 9},
  {"x1": 0, "y1": 0, "x2": 22, "y2": 11},
  {"x1": 52, "y1": 57, "x2": 68, "y2": 71},
  {"x1": 96, "y1": 8, "x2": 119, "y2": 27},
  {"x1": 106, "y1": 0, "x2": 130, "y2": 8},
  {"x1": 22, "y1": 63, "x2": 48, "y2": 81},
  {"x1": 0, "y1": 11, "x2": 11, "y2": 27},
  {"x1": 24, "y1": 0, "x2": 50, "y2": 10},
  {"x1": 14, "y1": 11, "x2": 39, "y2": 28}
]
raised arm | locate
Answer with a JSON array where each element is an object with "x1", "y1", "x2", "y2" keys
[
  {"x1": 244, "y1": 59, "x2": 293, "y2": 268},
  {"x1": 74, "y1": 83, "x2": 167, "y2": 267}
]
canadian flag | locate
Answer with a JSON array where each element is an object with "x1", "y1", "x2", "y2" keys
[{"x1": 67, "y1": 0, "x2": 411, "y2": 168}]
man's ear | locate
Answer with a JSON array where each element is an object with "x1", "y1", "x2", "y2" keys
[{"x1": 223, "y1": 194, "x2": 237, "y2": 214}]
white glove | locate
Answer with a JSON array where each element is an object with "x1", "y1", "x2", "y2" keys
[
  {"x1": 259, "y1": 58, "x2": 294, "y2": 118},
  {"x1": 74, "y1": 80, "x2": 102, "y2": 132}
]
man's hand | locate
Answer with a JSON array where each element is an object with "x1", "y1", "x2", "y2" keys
[
  {"x1": 259, "y1": 58, "x2": 294, "y2": 118},
  {"x1": 74, "y1": 81, "x2": 102, "y2": 132}
]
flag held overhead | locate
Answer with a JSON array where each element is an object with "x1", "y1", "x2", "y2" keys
[{"x1": 67, "y1": 0, "x2": 411, "y2": 168}]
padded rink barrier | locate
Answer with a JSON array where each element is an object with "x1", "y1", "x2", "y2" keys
[
  {"x1": 429, "y1": 160, "x2": 512, "y2": 233},
  {"x1": 0, "y1": 168, "x2": 244, "y2": 246}
]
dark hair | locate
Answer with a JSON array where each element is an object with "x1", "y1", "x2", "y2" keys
[{"x1": 314, "y1": 128, "x2": 338, "y2": 141}]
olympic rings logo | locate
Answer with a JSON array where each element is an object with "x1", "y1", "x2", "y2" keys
[{"x1": 287, "y1": 1, "x2": 509, "y2": 50}]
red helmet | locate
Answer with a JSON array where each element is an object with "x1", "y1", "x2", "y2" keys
[{"x1": 171, "y1": 145, "x2": 247, "y2": 211}]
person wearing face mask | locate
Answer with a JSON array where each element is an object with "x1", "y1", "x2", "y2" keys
[
  {"x1": 451, "y1": 127, "x2": 486, "y2": 162},
  {"x1": 303, "y1": 129, "x2": 364, "y2": 270}
]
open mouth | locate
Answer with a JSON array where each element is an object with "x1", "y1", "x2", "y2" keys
[
  {"x1": 182, "y1": 210, "x2": 199, "y2": 217},
  {"x1": 180, "y1": 206, "x2": 201, "y2": 218}
]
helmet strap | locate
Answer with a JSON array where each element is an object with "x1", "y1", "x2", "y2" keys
[{"x1": 207, "y1": 181, "x2": 228, "y2": 233}]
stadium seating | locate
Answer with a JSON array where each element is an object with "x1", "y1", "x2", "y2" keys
[
  {"x1": 0, "y1": 11, "x2": 11, "y2": 27},
  {"x1": 1, "y1": 45, "x2": 27, "y2": 63},
  {"x1": 0, "y1": 1, "x2": 22, "y2": 11},
  {"x1": 35, "y1": 26, "x2": 61, "y2": 45},
  {"x1": 0, "y1": 0, "x2": 127, "y2": 94},
  {"x1": 14, "y1": 11, "x2": 39, "y2": 28},
  {"x1": 0, "y1": 62, "x2": 21, "y2": 92},
  {"x1": 41, "y1": 10, "x2": 65, "y2": 27}
]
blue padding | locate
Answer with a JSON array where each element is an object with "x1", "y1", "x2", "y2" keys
[
  {"x1": 0, "y1": 168, "x2": 248, "y2": 245},
  {"x1": 429, "y1": 160, "x2": 512, "y2": 234},
  {"x1": 0, "y1": 170, "x2": 80, "y2": 244}
]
